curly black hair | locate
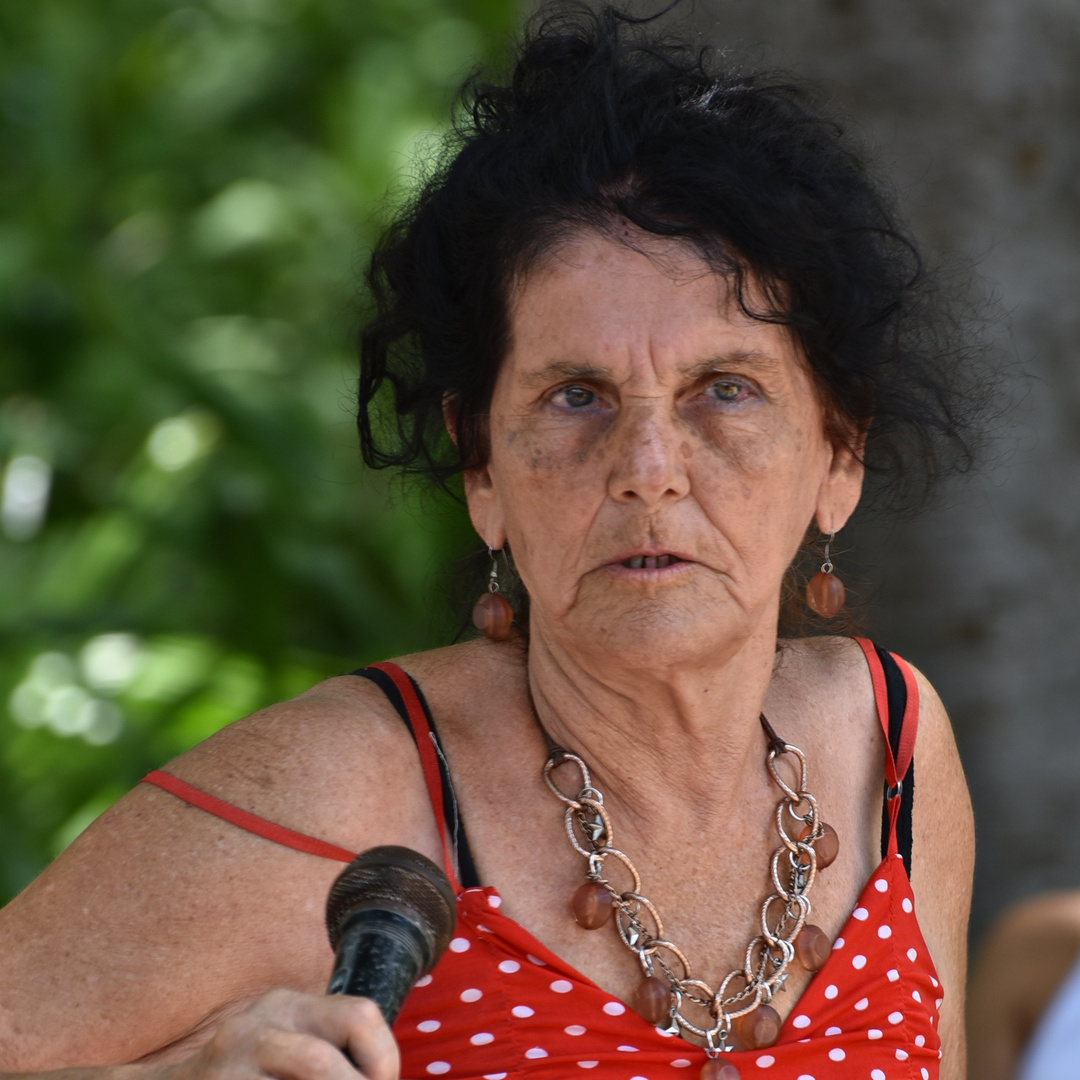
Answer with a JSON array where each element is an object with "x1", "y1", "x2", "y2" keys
[{"x1": 357, "y1": 2, "x2": 983, "y2": 629}]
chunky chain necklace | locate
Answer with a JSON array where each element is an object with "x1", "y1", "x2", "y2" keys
[{"x1": 542, "y1": 715, "x2": 839, "y2": 1076}]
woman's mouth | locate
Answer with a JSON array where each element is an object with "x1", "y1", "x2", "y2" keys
[{"x1": 620, "y1": 554, "x2": 683, "y2": 569}]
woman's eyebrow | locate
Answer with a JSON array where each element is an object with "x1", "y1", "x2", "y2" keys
[
  {"x1": 522, "y1": 351, "x2": 784, "y2": 387},
  {"x1": 680, "y1": 351, "x2": 784, "y2": 379},
  {"x1": 521, "y1": 360, "x2": 610, "y2": 386}
]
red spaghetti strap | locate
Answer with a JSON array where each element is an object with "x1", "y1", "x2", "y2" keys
[
  {"x1": 368, "y1": 661, "x2": 458, "y2": 886},
  {"x1": 891, "y1": 651, "x2": 920, "y2": 782},
  {"x1": 853, "y1": 636, "x2": 898, "y2": 788},
  {"x1": 141, "y1": 769, "x2": 356, "y2": 862}
]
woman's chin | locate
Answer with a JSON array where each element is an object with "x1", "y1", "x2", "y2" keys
[{"x1": 546, "y1": 586, "x2": 757, "y2": 671}]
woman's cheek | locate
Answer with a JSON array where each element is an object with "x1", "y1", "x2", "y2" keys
[
  {"x1": 689, "y1": 412, "x2": 783, "y2": 477},
  {"x1": 503, "y1": 414, "x2": 613, "y2": 475}
]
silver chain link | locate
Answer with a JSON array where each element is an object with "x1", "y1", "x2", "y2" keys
[{"x1": 543, "y1": 732, "x2": 828, "y2": 1052}]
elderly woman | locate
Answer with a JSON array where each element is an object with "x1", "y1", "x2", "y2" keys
[{"x1": 0, "y1": 6, "x2": 974, "y2": 1080}]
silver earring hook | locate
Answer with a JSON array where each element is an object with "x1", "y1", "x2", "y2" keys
[
  {"x1": 488, "y1": 546, "x2": 501, "y2": 594},
  {"x1": 821, "y1": 532, "x2": 835, "y2": 575}
]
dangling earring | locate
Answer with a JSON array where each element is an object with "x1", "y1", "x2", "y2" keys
[
  {"x1": 472, "y1": 546, "x2": 514, "y2": 640},
  {"x1": 805, "y1": 532, "x2": 846, "y2": 618}
]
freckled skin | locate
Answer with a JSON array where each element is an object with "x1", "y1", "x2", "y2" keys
[{"x1": 465, "y1": 230, "x2": 864, "y2": 674}]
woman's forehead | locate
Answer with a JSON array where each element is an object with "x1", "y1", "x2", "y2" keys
[{"x1": 505, "y1": 230, "x2": 799, "y2": 377}]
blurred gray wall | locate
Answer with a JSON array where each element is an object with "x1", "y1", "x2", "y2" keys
[{"x1": 559, "y1": 0, "x2": 1080, "y2": 941}]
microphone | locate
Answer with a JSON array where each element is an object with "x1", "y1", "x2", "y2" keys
[{"x1": 325, "y1": 845, "x2": 457, "y2": 1024}]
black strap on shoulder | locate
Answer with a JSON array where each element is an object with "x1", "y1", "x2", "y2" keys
[
  {"x1": 351, "y1": 667, "x2": 481, "y2": 889},
  {"x1": 874, "y1": 645, "x2": 915, "y2": 876}
]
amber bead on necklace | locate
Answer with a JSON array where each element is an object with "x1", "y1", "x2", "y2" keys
[{"x1": 542, "y1": 715, "x2": 839, "y2": 1080}]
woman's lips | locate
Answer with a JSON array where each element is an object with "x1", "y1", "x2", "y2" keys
[{"x1": 620, "y1": 554, "x2": 683, "y2": 569}]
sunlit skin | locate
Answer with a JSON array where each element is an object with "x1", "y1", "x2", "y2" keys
[
  {"x1": 466, "y1": 229, "x2": 864, "y2": 784},
  {"x1": 0, "y1": 228, "x2": 972, "y2": 1080}
]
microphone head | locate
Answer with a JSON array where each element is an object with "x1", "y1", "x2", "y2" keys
[{"x1": 325, "y1": 845, "x2": 457, "y2": 974}]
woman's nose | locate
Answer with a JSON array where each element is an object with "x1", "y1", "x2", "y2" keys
[{"x1": 606, "y1": 402, "x2": 691, "y2": 507}]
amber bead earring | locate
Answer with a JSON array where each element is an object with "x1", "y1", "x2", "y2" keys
[
  {"x1": 471, "y1": 546, "x2": 514, "y2": 640},
  {"x1": 804, "y1": 531, "x2": 846, "y2": 618}
]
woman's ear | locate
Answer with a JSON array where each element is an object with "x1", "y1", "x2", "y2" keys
[
  {"x1": 463, "y1": 464, "x2": 506, "y2": 551},
  {"x1": 442, "y1": 391, "x2": 459, "y2": 447},
  {"x1": 814, "y1": 431, "x2": 866, "y2": 535},
  {"x1": 445, "y1": 391, "x2": 506, "y2": 548}
]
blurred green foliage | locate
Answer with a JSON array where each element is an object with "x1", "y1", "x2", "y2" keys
[{"x1": 0, "y1": 0, "x2": 520, "y2": 903}]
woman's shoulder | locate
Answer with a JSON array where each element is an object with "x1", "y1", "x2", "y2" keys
[
  {"x1": 153, "y1": 638, "x2": 525, "y2": 833},
  {"x1": 771, "y1": 634, "x2": 881, "y2": 730}
]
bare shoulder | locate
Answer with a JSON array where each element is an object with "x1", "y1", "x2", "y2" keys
[
  {"x1": 163, "y1": 666, "x2": 433, "y2": 848},
  {"x1": 776, "y1": 634, "x2": 877, "y2": 697},
  {"x1": 0, "y1": 644, "x2": 494, "y2": 1069},
  {"x1": 905, "y1": 661, "x2": 974, "y2": 1080},
  {"x1": 771, "y1": 635, "x2": 880, "y2": 748}
]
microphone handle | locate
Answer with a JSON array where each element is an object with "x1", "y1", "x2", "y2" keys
[{"x1": 326, "y1": 908, "x2": 431, "y2": 1025}]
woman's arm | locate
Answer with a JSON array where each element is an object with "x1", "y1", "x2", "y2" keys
[
  {"x1": 908, "y1": 668, "x2": 976, "y2": 1080},
  {"x1": 0, "y1": 675, "x2": 440, "y2": 1072},
  {"x1": 1, "y1": 992, "x2": 398, "y2": 1080}
]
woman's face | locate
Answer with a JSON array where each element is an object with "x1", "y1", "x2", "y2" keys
[{"x1": 465, "y1": 230, "x2": 864, "y2": 665}]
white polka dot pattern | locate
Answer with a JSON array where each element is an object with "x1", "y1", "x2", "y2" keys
[{"x1": 392, "y1": 859, "x2": 943, "y2": 1079}]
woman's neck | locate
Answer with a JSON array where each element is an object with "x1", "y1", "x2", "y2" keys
[{"x1": 525, "y1": 614, "x2": 784, "y2": 826}]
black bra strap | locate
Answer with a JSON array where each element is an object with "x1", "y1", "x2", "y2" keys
[
  {"x1": 874, "y1": 645, "x2": 915, "y2": 876},
  {"x1": 351, "y1": 667, "x2": 481, "y2": 889}
]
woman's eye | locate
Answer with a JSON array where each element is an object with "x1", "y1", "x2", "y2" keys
[
  {"x1": 709, "y1": 378, "x2": 747, "y2": 402},
  {"x1": 554, "y1": 385, "x2": 596, "y2": 408}
]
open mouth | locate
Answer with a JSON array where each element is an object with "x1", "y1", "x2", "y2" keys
[{"x1": 621, "y1": 554, "x2": 683, "y2": 570}]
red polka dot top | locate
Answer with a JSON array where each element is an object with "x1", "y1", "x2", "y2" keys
[{"x1": 142, "y1": 638, "x2": 942, "y2": 1080}]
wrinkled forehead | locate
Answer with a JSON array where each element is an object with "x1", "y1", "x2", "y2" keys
[
  {"x1": 504, "y1": 225, "x2": 801, "y2": 370},
  {"x1": 508, "y1": 222, "x2": 737, "y2": 307}
]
